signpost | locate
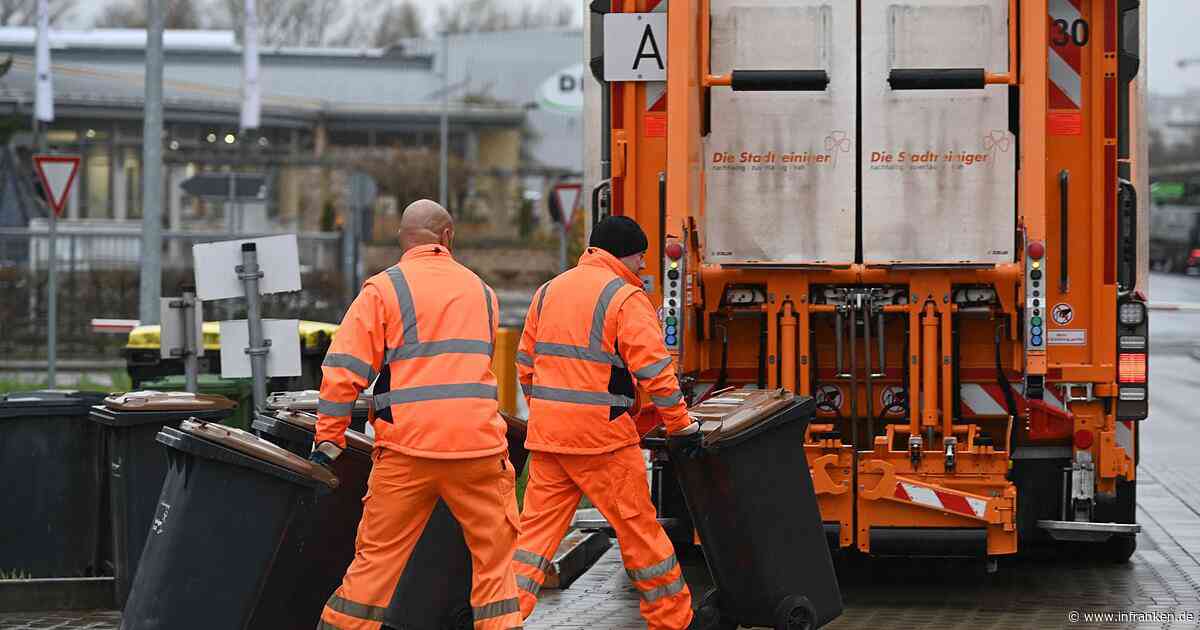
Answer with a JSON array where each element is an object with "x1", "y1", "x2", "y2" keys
[
  {"x1": 345, "y1": 172, "x2": 377, "y2": 298},
  {"x1": 550, "y1": 182, "x2": 582, "y2": 271},
  {"x1": 32, "y1": 154, "x2": 80, "y2": 386},
  {"x1": 160, "y1": 287, "x2": 204, "y2": 393},
  {"x1": 192, "y1": 235, "x2": 302, "y2": 411}
]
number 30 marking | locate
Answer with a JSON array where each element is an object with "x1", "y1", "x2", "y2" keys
[{"x1": 1052, "y1": 18, "x2": 1090, "y2": 47}]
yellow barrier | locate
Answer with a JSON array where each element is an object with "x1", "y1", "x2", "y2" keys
[{"x1": 491, "y1": 327, "x2": 519, "y2": 416}]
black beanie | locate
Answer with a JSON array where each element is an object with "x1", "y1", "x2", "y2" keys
[{"x1": 589, "y1": 216, "x2": 649, "y2": 258}]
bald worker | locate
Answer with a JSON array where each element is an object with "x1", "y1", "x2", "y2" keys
[{"x1": 311, "y1": 200, "x2": 522, "y2": 630}]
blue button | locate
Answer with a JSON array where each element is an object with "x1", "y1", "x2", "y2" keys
[
  {"x1": 665, "y1": 326, "x2": 677, "y2": 335},
  {"x1": 1031, "y1": 326, "x2": 1042, "y2": 336},
  {"x1": 1031, "y1": 336, "x2": 1043, "y2": 346},
  {"x1": 665, "y1": 336, "x2": 677, "y2": 345}
]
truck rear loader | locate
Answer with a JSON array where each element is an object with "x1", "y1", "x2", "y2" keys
[{"x1": 588, "y1": 0, "x2": 1149, "y2": 564}]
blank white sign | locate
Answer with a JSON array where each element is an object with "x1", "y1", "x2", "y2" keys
[
  {"x1": 159, "y1": 297, "x2": 204, "y2": 360},
  {"x1": 193, "y1": 234, "x2": 302, "y2": 301},
  {"x1": 219, "y1": 319, "x2": 302, "y2": 378}
]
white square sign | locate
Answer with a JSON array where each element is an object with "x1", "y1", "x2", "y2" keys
[
  {"x1": 218, "y1": 319, "x2": 302, "y2": 378},
  {"x1": 193, "y1": 234, "x2": 301, "y2": 301},
  {"x1": 604, "y1": 13, "x2": 667, "y2": 82}
]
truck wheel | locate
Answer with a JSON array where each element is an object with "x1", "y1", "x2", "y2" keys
[
  {"x1": 774, "y1": 595, "x2": 816, "y2": 630},
  {"x1": 1102, "y1": 535, "x2": 1137, "y2": 564}
]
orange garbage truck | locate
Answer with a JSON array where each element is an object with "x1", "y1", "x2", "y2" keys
[{"x1": 589, "y1": 0, "x2": 1148, "y2": 565}]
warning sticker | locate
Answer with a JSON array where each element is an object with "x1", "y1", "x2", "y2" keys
[
  {"x1": 644, "y1": 114, "x2": 666, "y2": 138},
  {"x1": 1051, "y1": 303, "x2": 1075, "y2": 326},
  {"x1": 1048, "y1": 111, "x2": 1083, "y2": 136},
  {"x1": 1047, "y1": 329, "x2": 1086, "y2": 346}
]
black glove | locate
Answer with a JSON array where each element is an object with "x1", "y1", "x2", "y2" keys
[
  {"x1": 667, "y1": 428, "x2": 705, "y2": 460},
  {"x1": 308, "y1": 449, "x2": 335, "y2": 471}
]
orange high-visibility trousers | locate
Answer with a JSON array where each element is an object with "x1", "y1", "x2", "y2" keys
[
  {"x1": 318, "y1": 449, "x2": 522, "y2": 630},
  {"x1": 513, "y1": 446, "x2": 692, "y2": 630}
]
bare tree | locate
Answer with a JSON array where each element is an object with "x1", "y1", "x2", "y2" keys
[
  {"x1": 437, "y1": 0, "x2": 574, "y2": 34},
  {"x1": 219, "y1": 0, "x2": 343, "y2": 47},
  {"x1": 331, "y1": 0, "x2": 423, "y2": 48},
  {"x1": 96, "y1": 0, "x2": 203, "y2": 29},
  {"x1": 0, "y1": 0, "x2": 75, "y2": 26}
]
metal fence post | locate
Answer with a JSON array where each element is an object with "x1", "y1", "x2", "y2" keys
[{"x1": 238, "y1": 243, "x2": 268, "y2": 412}]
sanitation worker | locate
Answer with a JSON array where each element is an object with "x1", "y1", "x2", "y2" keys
[
  {"x1": 310, "y1": 199, "x2": 522, "y2": 630},
  {"x1": 512, "y1": 216, "x2": 707, "y2": 629}
]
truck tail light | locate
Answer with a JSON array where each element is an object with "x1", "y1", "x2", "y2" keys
[
  {"x1": 1189, "y1": 249, "x2": 1200, "y2": 265},
  {"x1": 1118, "y1": 353, "x2": 1146, "y2": 383}
]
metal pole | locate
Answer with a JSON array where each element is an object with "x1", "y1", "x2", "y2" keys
[
  {"x1": 181, "y1": 287, "x2": 199, "y2": 394},
  {"x1": 439, "y1": 31, "x2": 449, "y2": 207},
  {"x1": 558, "y1": 220, "x2": 568, "y2": 272},
  {"x1": 238, "y1": 243, "x2": 268, "y2": 411},
  {"x1": 47, "y1": 163, "x2": 56, "y2": 386},
  {"x1": 139, "y1": 0, "x2": 164, "y2": 325},
  {"x1": 342, "y1": 205, "x2": 355, "y2": 304}
]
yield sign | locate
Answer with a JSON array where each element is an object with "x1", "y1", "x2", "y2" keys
[
  {"x1": 551, "y1": 182, "x2": 582, "y2": 227},
  {"x1": 32, "y1": 154, "x2": 80, "y2": 217}
]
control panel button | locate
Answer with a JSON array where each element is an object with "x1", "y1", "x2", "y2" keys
[
  {"x1": 665, "y1": 336, "x2": 677, "y2": 345},
  {"x1": 665, "y1": 243, "x2": 684, "y2": 259},
  {"x1": 1031, "y1": 326, "x2": 1042, "y2": 336},
  {"x1": 1031, "y1": 335, "x2": 1043, "y2": 346},
  {"x1": 665, "y1": 316, "x2": 677, "y2": 325},
  {"x1": 667, "y1": 270, "x2": 679, "y2": 280},
  {"x1": 1030, "y1": 269, "x2": 1042, "y2": 280}
]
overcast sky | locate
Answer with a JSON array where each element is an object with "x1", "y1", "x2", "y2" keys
[{"x1": 67, "y1": 1, "x2": 1198, "y2": 95}]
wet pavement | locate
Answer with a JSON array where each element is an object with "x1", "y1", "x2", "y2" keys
[{"x1": 4, "y1": 274, "x2": 1199, "y2": 629}]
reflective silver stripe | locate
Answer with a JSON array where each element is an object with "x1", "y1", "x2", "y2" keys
[
  {"x1": 520, "y1": 381, "x2": 532, "y2": 396},
  {"x1": 384, "y1": 339, "x2": 493, "y2": 362},
  {"x1": 481, "y1": 278, "x2": 495, "y2": 344},
  {"x1": 374, "y1": 383, "x2": 498, "y2": 408},
  {"x1": 386, "y1": 266, "x2": 419, "y2": 345},
  {"x1": 589, "y1": 278, "x2": 627, "y2": 350},
  {"x1": 640, "y1": 574, "x2": 687, "y2": 602},
  {"x1": 317, "y1": 398, "x2": 356, "y2": 417},
  {"x1": 534, "y1": 342, "x2": 624, "y2": 367},
  {"x1": 473, "y1": 597, "x2": 520, "y2": 621},
  {"x1": 515, "y1": 574, "x2": 542, "y2": 597},
  {"x1": 516, "y1": 351, "x2": 534, "y2": 367},
  {"x1": 514, "y1": 549, "x2": 552, "y2": 573},
  {"x1": 322, "y1": 353, "x2": 376, "y2": 383},
  {"x1": 626, "y1": 554, "x2": 678, "y2": 582},
  {"x1": 530, "y1": 386, "x2": 634, "y2": 407},
  {"x1": 326, "y1": 594, "x2": 387, "y2": 622},
  {"x1": 632, "y1": 356, "x2": 672, "y2": 381},
  {"x1": 652, "y1": 390, "x2": 684, "y2": 409},
  {"x1": 535, "y1": 281, "x2": 551, "y2": 317}
]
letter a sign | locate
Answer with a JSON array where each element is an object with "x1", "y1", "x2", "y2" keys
[
  {"x1": 32, "y1": 154, "x2": 80, "y2": 217},
  {"x1": 604, "y1": 13, "x2": 667, "y2": 82}
]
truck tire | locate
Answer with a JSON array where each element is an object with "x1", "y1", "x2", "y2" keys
[
  {"x1": 774, "y1": 595, "x2": 816, "y2": 630},
  {"x1": 1101, "y1": 535, "x2": 1138, "y2": 564}
]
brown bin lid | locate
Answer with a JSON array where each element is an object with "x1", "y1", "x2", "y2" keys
[
  {"x1": 176, "y1": 419, "x2": 338, "y2": 488},
  {"x1": 271, "y1": 410, "x2": 374, "y2": 453},
  {"x1": 103, "y1": 390, "x2": 236, "y2": 412},
  {"x1": 266, "y1": 390, "x2": 373, "y2": 413},
  {"x1": 687, "y1": 388, "x2": 796, "y2": 446}
]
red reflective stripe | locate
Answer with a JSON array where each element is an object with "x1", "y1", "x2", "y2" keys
[
  {"x1": 1105, "y1": 145, "x2": 1117, "y2": 284},
  {"x1": 936, "y1": 491, "x2": 975, "y2": 517}
]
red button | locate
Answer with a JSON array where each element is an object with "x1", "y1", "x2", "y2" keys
[
  {"x1": 665, "y1": 243, "x2": 684, "y2": 260},
  {"x1": 1073, "y1": 429, "x2": 1094, "y2": 450},
  {"x1": 1027, "y1": 241, "x2": 1045, "y2": 259}
]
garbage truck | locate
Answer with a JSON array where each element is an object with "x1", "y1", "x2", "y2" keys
[{"x1": 589, "y1": 0, "x2": 1149, "y2": 564}]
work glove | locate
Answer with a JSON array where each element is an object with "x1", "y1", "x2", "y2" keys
[
  {"x1": 308, "y1": 441, "x2": 342, "y2": 472},
  {"x1": 667, "y1": 422, "x2": 705, "y2": 460}
]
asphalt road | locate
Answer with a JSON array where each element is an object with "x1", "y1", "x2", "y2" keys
[{"x1": 5, "y1": 274, "x2": 1200, "y2": 630}]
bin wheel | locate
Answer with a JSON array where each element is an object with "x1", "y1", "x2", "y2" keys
[
  {"x1": 774, "y1": 595, "x2": 816, "y2": 630},
  {"x1": 447, "y1": 605, "x2": 474, "y2": 630}
]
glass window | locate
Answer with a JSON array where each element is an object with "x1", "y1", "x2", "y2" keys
[
  {"x1": 84, "y1": 146, "x2": 111, "y2": 219},
  {"x1": 124, "y1": 149, "x2": 142, "y2": 219}
]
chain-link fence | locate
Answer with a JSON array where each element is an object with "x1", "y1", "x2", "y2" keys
[{"x1": 0, "y1": 226, "x2": 350, "y2": 360}]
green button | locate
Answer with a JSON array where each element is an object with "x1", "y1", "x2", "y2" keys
[
  {"x1": 666, "y1": 317, "x2": 677, "y2": 325},
  {"x1": 1031, "y1": 316, "x2": 1042, "y2": 326}
]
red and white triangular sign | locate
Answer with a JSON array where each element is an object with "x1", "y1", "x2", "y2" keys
[
  {"x1": 553, "y1": 183, "x2": 582, "y2": 227},
  {"x1": 33, "y1": 154, "x2": 81, "y2": 217}
]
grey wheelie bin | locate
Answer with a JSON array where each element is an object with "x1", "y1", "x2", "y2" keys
[
  {"x1": 89, "y1": 391, "x2": 235, "y2": 606},
  {"x1": 121, "y1": 420, "x2": 337, "y2": 630},
  {"x1": 249, "y1": 407, "x2": 374, "y2": 630},
  {"x1": 654, "y1": 389, "x2": 842, "y2": 630},
  {"x1": 263, "y1": 389, "x2": 373, "y2": 432},
  {"x1": 385, "y1": 413, "x2": 530, "y2": 630},
  {"x1": 0, "y1": 390, "x2": 106, "y2": 577}
]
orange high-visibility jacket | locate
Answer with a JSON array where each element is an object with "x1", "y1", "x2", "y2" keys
[
  {"x1": 517, "y1": 247, "x2": 690, "y2": 454},
  {"x1": 315, "y1": 244, "x2": 507, "y2": 459}
]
